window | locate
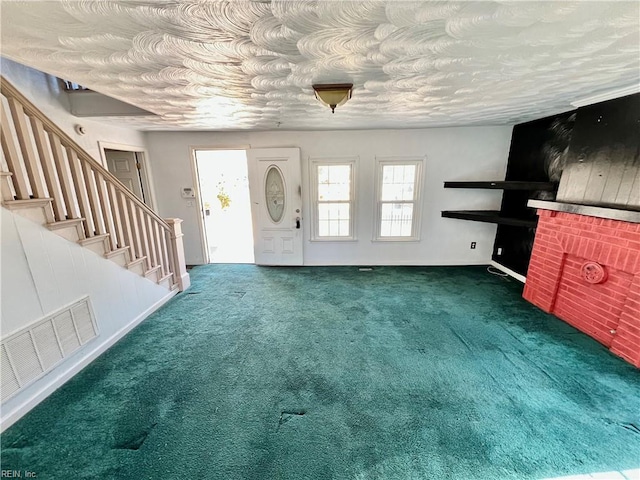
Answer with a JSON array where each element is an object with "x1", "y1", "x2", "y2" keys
[
  {"x1": 374, "y1": 157, "x2": 424, "y2": 241},
  {"x1": 310, "y1": 157, "x2": 356, "y2": 240}
]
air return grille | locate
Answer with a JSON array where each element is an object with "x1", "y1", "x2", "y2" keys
[{"x1": 1, "y1": 297, "x2": 98, "y2": 402}]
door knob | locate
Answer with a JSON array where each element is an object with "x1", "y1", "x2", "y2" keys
[{"x1": 296, "y1": 217, "x2": 301, "y2": 229}]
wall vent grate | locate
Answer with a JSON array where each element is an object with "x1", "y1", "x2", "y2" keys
[{"x1": 1, "y1": 296, "x2": 98, "y2": 403}]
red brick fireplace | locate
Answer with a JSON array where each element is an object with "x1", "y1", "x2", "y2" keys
[{"x1": 523, "y1": 203, "x2": 640, "y2": 367}]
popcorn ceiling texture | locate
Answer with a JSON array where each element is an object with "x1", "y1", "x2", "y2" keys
[{"x1": 1, "y1": 1, "x2": 638, "y2": 130}]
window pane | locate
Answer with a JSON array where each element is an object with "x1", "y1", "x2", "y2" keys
[
  {"x1": 321, "y1": 220, "x2": 349, "y2": 236},
  {"x1": 325, "y1": 220, "x2": 349, "y2": 236},
  {"x1": 318, "y1": 165, "x2": 329, "y2": 184},
  {"x1": 403, "y1": 165, "x2": 416, "y2": 183},
  {"x1": 265, "y1": 166, "x2": 285, "y2": 223},
  {"x1": 318, "y1": 183, "x2": 350, "y2": 201},
  {"x1": 318, "y1": 203, "x2": 349, "y2": 220},
  {"x1": 318, "y1": 202, "x2": 350, "y2": 237},
  {"x1": 381, "y1": 164, "x2": 415, "y2": 201},
  {"x1": 328, "y1": 165, "x2": 350, "y2": 183},
  {"x1": 317, "y1": 164, "x2": 351, "y2": 201},
  {"x1": 382, "y1": 165, "x2": 399, "y2": 183},
  {"x1": 380, "y1": 203, "x2": 413, "y2": 237},
  {"x1": 382, "y1": 183, "x2": 414, "y2": 201}
]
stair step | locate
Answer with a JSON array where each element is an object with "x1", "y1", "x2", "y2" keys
[
  {"x1": 79, "y1": 233, "x2": 110, "y2": 256},
  {"x1": 126, "y1": 256, "x2": 147, "y2": 276},
  {"x1": 158, "y1": 273, "x2": 174, "y2": 289},
  {"x1": 47, "y1": 218, "x2": 86, "y2": 242},
  {"x1": 144, "y1": 265, "x2": 162, "y2": 283},
  {"x1": 3, "y1": 198, "x2": 54, "y2": 225},
  {"x1": 104, "y1": 246, "x2": 131, "y2": 267}
]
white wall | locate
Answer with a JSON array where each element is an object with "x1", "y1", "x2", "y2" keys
[
  {"x1": 0, "y1": 208, "x2": 175, "y2": 430},
  {"x1": 0, "y1": 57, "x2": 148, "y2": 164},
  {"x1": 2, "y1": 58, "x2": 514, "y2": 267},
  {"x1": 146, "y1": 127, "x2": 513, "y2": 266}
]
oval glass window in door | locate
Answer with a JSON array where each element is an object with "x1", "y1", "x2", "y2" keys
[{"x1": 265, "y1": 165, "x2": 285, "y2": 223}]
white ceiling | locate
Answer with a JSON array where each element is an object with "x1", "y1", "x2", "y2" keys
[{"x1": 1, "y1": 1, "x2": 638, "y2": 131}]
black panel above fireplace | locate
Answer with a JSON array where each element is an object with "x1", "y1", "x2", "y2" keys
[
  {"x1": 492, "y1": 110, "x2": 576, "y2": 277},
  {"x1": 557, "y1": 93, "x2": 640, "y2": 211}
]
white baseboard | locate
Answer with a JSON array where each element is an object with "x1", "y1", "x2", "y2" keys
[
  {"x1": 0, "y1": 289, "x2": 177, "y2": 432},
  {"x1": 490, "y1": 260, "x2": 527, "y2": 283},
  {"x1": 303, "y1": 261, "x2": 493, "y2": 266}
]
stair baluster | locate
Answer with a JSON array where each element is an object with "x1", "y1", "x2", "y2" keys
[{"x1": 1, "y1": 76, "x2": 188, "y2": 292}]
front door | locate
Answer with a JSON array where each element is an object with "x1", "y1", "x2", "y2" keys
[{"x1": 247, "y1": 148, "x2": 303, "y2": 265}]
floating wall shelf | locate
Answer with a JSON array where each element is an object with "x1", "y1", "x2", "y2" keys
[
  {"x1": 441, "y1": 180, "x2": 553, "y2": 228},
  {"x1": 443, "y1": 181, "x2": 557, "y2": 191},
  {"x1": 441, "y1": 210, "x2": 537, "y2": 228}
]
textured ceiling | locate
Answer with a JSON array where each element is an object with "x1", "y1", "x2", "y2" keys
[{"x1": 1, "y1": 1, "x2": 639, "y2": 131}]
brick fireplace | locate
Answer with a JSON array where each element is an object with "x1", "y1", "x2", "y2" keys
[{"x1": 523, "y1": 203, "x2": 640, "y2": 367}]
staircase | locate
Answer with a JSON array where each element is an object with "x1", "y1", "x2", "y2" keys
[{"x1": 1, "y1": 77, "x2": 189, "y2": 292}]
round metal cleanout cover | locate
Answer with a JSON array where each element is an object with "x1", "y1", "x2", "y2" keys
[{"x1": 581, "y1": 262, "x2": 607, "y2": 284}]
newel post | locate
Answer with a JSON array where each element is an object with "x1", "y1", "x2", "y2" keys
[{"x1": 165, "y1": 218, "x2": 191, "y2": 292}]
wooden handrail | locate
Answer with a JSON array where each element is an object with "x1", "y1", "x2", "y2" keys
[
  {"x1": 0, "y1": 77, "x2": 169, "y2": 229},
  {"x1": 0, "y1": 76, "x2": 190, "y2": 291}
]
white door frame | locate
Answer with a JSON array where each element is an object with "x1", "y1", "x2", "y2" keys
[
  {"x1": 190, "y1": 145, "x2": 251, "y2": 265},
  {"x1": 98, "y1": 141, "x2": 157, "y2": 209}
]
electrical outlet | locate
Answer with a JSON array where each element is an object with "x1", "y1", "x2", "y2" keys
[
  {"x1": 497, "y1": 247, "x2": 503, "y2": 255},
  {"x1": 470, "y1": 242, "x2": 476, "y2": 249}
]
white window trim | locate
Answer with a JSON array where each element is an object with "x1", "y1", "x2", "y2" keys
[
  {"x1": 309, "y1": 156, "x2": 358, "y2": 241},
  {"x1": 373, "y1": 156, "x2": 425, "y2": 242}
]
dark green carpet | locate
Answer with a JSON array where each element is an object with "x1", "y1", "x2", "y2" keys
[{"x1": 2, "y1": 265, "x2": 639, "y2": 479}]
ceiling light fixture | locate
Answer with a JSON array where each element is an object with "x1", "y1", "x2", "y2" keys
[{"x1": 313, "y1": 83, "x2": 353, "y2": 113}]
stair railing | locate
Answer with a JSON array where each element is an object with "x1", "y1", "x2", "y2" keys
[{"x1": 0, "y1": 76, "x2": 189, "y2": 291}]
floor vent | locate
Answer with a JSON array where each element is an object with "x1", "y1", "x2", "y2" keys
[{"x1": 1, "y1": 297, "x2": 98, "y2": 403}]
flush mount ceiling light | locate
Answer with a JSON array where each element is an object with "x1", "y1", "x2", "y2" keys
[{"x1": 312, "y1": 83, "x2": 353, "y2": 113}]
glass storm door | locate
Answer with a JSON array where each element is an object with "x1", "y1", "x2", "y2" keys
[{"x1": 247, "y1": 148, "x2": 303, "y2": 265}]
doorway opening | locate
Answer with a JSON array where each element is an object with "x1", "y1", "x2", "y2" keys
[{"x1": 194, "y1": 149, "x2": 255, "y2": 264}]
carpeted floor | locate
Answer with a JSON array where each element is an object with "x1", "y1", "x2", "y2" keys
[{"x1": 1, "y1": 265, "x2": 639, "y2": 479}]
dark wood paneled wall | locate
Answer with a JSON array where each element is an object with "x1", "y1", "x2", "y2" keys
[
  {"x1": 557, "y1": 93, "x2": 640, "y2": 210},
  {"x1": 492, "y1": 111, "x2": 575, "y2": 276}
]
